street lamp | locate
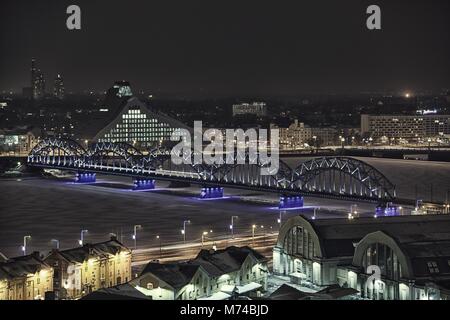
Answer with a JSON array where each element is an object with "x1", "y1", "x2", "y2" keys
[
  {"x1": 252, "y1": 225, "x2": 256, "y2": 245},
  {"x1": 312, "y1": 207, "x2": 318, "y2": 220},
  {"x1": 181, "y1": 220, "x2": 190, "y2": 243},
  {"x1": 132, "y1": 225, "x2": 142, "y2": 250},
  {"x1": 277, "y1": 210, "x2": 285, "y2": 228},
  {"x1": 156, "y1": 235, "x2": 162, "y2": 259},
  {"x1": 312, "y1": 135, "x2": 318, "y2": 152},
  {"x1": 79, "y1": 230, "x2": 88, "y2": 246},
  {"x1": 261, "y1": 225, "x2": 266, "y2": 246},
  {"x1": 51, "y1": 239, "x2": 60, "y2": 250},
  {"x1": 230, "y1": 216, "x2": 238, "y2": 239},
  {"x1": 22, "y1": 235, "x2": 31, "y2": 255},
  {"x1": 201, "y1": 231, "x2": 209, "y2": 247}
]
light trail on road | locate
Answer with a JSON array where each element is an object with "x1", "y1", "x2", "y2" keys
[{"x1": 131, "y1": 233, "x2": 278, "y2": 270}]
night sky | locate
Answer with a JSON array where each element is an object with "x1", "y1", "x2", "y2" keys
[{"x1": 0, "y1": 0, "x2": 449, "y2": 96}]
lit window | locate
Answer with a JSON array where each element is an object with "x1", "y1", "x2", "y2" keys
[{"x1": 427, "y1": 261, "x2": 439, "y2": 274}]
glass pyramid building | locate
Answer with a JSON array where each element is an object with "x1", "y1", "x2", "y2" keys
[{"x1": 93, "y1": 97, "x2": 191, "y2": 148}]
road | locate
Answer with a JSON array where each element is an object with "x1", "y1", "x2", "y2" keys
[{"x1": 131, "y1": 234, "x2": 278, "y2": 272}]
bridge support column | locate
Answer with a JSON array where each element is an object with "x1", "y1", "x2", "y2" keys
[
  {"x1": 133, "y1": 178, "x2": 156, "y2": 191},
  {"x1": 75, "y1": 172, "x2": 96, "y2": 183},
  {"x1": 279, "y1": 194, "x2": 304, "y2": 209},
  {"x1": 199, "y1": 186, "x2": 224, "y2": 199},
  {"x1": 375, "y1": 202, "x2": 398, "y2": 217}
]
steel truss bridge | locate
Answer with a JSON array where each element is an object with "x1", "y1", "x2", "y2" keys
[{"x1": 27, "y1": 138, "x2": 396, "y2": 202}]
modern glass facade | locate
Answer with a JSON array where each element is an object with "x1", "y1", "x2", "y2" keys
[{"x1": 94, "y1": 97, "x2": 190, "y2": 148}]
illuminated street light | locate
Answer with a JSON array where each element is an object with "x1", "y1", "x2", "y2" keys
[
  {"x1": 79, "y1": 230, "x2": 88, "y2": 246},
  {"x1": 156, "y1": 235, "x2": 162, "y2": 259},
  {"x1": 133, "y1": 225, "x2": 142, "y2": 250},
  {"x1": 252, "y1": 225, "x2": 256, "y2": 245},
  {"x1": 22, "y1": 235, "x2": 31, "y2": 255},
  {"x1": 350, "y1": 204, "x2": 358, "y2": 218},
  {"x1": 182, "y1": 220, "x2": 190, "y2": 243},
  {"x1": 230, "y1": 216, "x2": 238, "y2": 239},
  {"x1": 51, "y1": 239, "x2": 60, "y2": 250},
  {"x1": 277, "y1": 210, "x2": 285, "y2": 227},
  {"x1": 201, "y1": 231, "x2": 209, "y2": 247}
]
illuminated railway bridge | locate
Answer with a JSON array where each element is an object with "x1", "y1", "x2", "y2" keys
[{"x1": 27, "y1": 138, "x2": 396, "y2": 202}]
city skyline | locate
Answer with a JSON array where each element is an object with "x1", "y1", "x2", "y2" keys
[{"x1": 2, "y1": 0, "x2": 450, "y2": 305}]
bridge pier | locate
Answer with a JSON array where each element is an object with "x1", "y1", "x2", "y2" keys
[
  {"x1": 279, "y1": 194, "x2": 304, "y2": 209},
  {"x1": 375, "y1": 202, "x2": 399, "y2": 217},
  {"x1": 133, "y1": 178, "x2": 156, "y2": 191},
  {"x1": 75, "y1": 172, "x2": 96, "y2": 183},
  {"x1": 199, "y1": 186, "x2": 224, "y2": 199}
]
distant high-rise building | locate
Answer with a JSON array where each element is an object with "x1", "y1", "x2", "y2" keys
[
  {"x1": 53, "y1": 74, "x2": 65, "y2": 99},
  {"x1": 361, "y1": 114, "x2": 450, "y2": 141},
  {"x1": 232, "y1": 102, "x2": 267, "y2": 117},
  {"x1": 31, "y1": 58, "x2": 36, "y2": 85},
  {"x1": 31, "y1": 58, "x2": 45, "y2": 100}
]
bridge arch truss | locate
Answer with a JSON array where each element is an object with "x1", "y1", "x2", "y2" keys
[{"x1": 27, "y1": 138, "x2": 396, "y2": 202}]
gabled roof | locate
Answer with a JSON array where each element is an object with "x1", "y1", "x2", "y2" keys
[
  {"x1": 190, "y1": 246, "x2": 267, "y2": 277},
  {"x1": 51, "y1": 239, "x2": 130, "y2": 264},
  {"x1": 139, "y1": 246, "x2": 267, "y2": 287},
  {"x1": 140, "y1": 262, "x2": 201, "y2": 290},
  {"x1": 81, "y1": 283, "x2": 151, "y2": 300},
  {"x1": 269, "y1": 284, "x2": 358, "y2": 300},
  {"x1": 0, "y1": 253, "x2": 51, "y2": 279}
]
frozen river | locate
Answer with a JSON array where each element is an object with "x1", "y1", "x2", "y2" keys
[{"x1": 0, "y1": 175, "x2": 376, "y2": 258}]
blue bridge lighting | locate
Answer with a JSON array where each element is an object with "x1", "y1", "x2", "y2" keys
[
  {"x1": 279, "y1": 195, "x2": 304, "y2": 209},
  {"x1": 376, "y1": 202, "x2": 399, "y2": 216},
  {"x1": 200, "y1": 187, "x2": 224, "y2": 199},
  {"x1": 133, "y1": 179, "x2": 156, "y2": 191},
  {"x1": 75, "y1": 172, "x2": 96, "y2": 183}
]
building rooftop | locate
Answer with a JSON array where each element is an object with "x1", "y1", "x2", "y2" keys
[
  {"x1": 52, "y1": 238, "x2": 130, "y2": 264},
  {"x1": 0, "y1": 252, "x2": 50, "y2": 279},
  {"x1": 268, "y1": 284, "x2": 358, "y2": 300},
  {"x1": 140, "y1": 246, "x2": 267, "y2": 287},
  {"x1": 304, "y1": 214, "x2": 450, "y2": 259},
  {"x1": 81, "y1": 283, "x2": 151, "y2": 300},
  {"x1": 140, "y1": 262, "x2": 200, "y2": 290},
  {"x1": 190, "y1": 246, "x2": 267, "y2": 277}
]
